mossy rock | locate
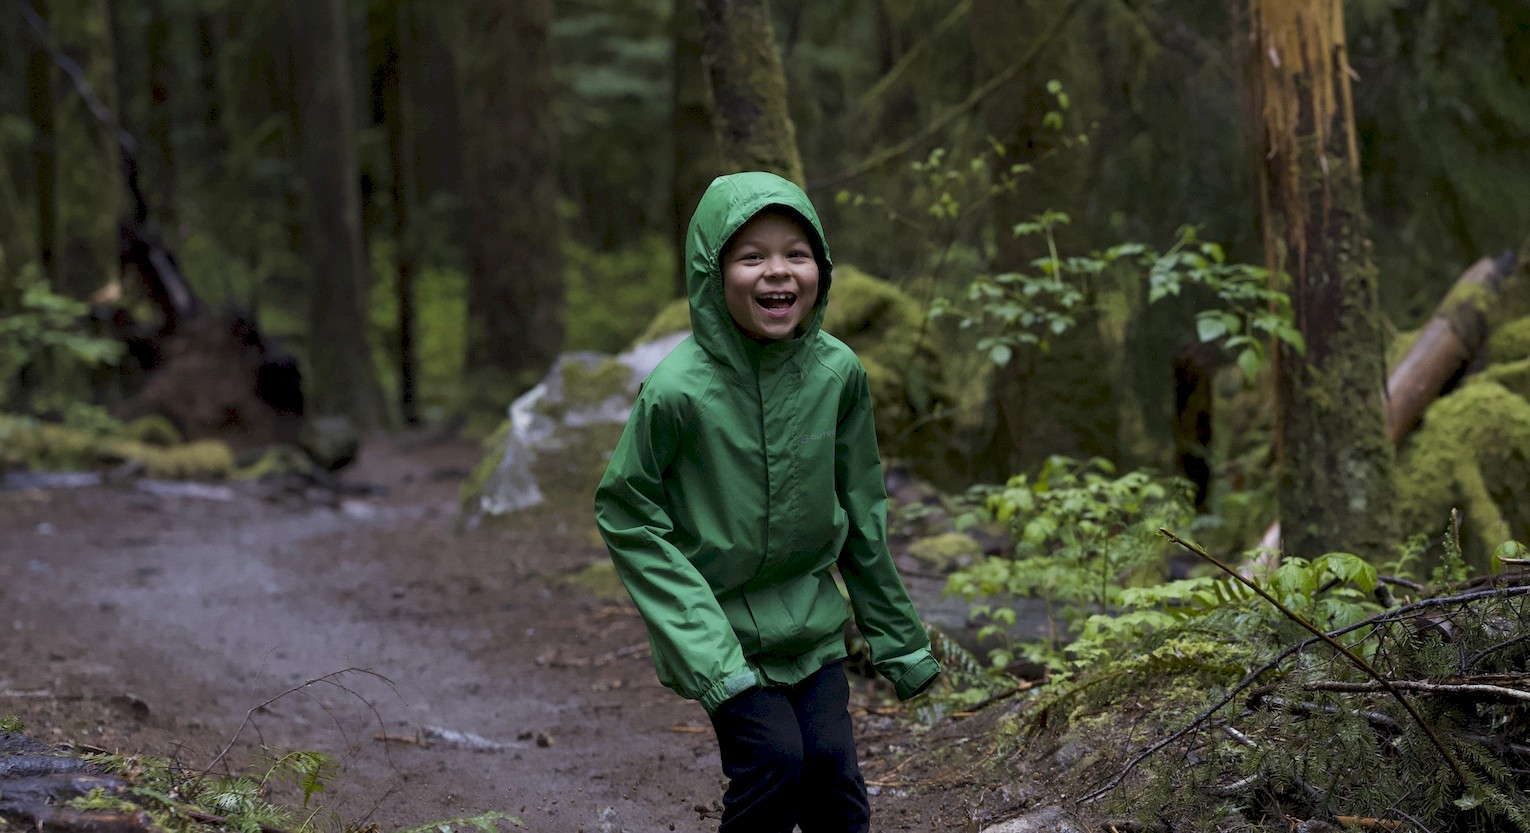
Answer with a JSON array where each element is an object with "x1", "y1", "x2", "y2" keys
[
  {"x1": 0, "y1": 415, "x2": 101, "y2": 471},
  {"x1": 1396, "y1": 379, "x2": 1530, "y2": 568},
  {"x1": 633, "y1": 301, "x2": 691, "y2": 347},
  {"x1": 1486, "y1": 317, "x2": 1530, "y2": 363},
  {"x1": 907, "y1": 532, "x2": 983, "y2": 571},
  {"x1": 559, "y1": 561, "x2": 627, "y2": 602},
  {"x1": 122, "y1": 415, "x2": 183, "y2": 447},
  {"x1": 628, "y1": 265, "x2": 961, "y2": 479},
  {"x1": 103, "y1": 438, "x2": 236, "y2": 480},
  {"x1": 233, "y1": 445, "x2": 316, "y2": 480}
]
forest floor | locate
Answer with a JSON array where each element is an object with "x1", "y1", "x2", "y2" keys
[{"x1": 0, "y1": 433, "x2": 1021, "y2": 832}]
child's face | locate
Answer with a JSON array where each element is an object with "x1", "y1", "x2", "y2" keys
[{"x1": 721, "y1": 211, "x2": 821, "y2": 343}]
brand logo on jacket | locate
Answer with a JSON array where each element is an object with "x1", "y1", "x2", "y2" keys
[{"x1": 799, "y1": 431, "x2": 835, "y2": 445}]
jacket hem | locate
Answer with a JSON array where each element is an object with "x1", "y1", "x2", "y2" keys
[{"x1": 700, "y1": 668, "x2": 761, "y2": 715}]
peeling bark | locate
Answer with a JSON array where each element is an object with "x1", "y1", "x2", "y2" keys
[{"x1": 1252, "y1": 0, "x2": 1396, "y2": 558}]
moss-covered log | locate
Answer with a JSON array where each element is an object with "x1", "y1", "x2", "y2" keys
[{"x1": 1385, "y1": 250, "x2": 1519, "y2": 441}]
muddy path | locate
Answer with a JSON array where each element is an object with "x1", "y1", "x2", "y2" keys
[{"x1": 0, "y1": 435, "x2": 982, "y2": 831}]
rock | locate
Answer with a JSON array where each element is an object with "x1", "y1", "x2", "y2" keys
[
  {"x1": 981, "y1": 806, "x2": 1091, "y2": 833},
  {"x1": 463, "y1": 332, "x2": 686, "y2": 524}
]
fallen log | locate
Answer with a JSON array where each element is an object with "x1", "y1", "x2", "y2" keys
[{"x1": 1384, "y1": 249, "x2": 1519, "y2": 441}]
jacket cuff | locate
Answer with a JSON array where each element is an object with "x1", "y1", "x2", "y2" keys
[
  {"x1": 884, "y1": 651, "x2": 942, "y2": 701},
  {"x1": 700, "y1": 668, "x2": 760, "y2": 715}
]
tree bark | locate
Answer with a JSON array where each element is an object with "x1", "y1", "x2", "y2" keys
[
  {"x1": 372, "y1": 0, "x2": 419, "y2": 424},
  {"x1": 463, "y1": 0, "x2": 564, "y2": 403},
  {"x1": 289, "y1": 0, "x2": 389, "y2": 429},
  {"x1": 694, "y1": 0, "x2": 805, "y2": 186},
  {"x1": 26, "y1": 0, "x2": 58, "y2": 284},
  {"x1": 1253, "y1": 0, "x2": 1395, "y2": 559},
  {"x1": 671, "y1": 0, "x2": 719, "y2": 296}
]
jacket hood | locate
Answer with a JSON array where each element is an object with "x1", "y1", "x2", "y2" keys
[{"x1": 684, "y1": 171, "x2": 833, "y2": 373}]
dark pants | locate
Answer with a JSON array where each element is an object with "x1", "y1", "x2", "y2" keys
[{"x1": 707, "y1": 661, "x2": 870, "y2": 833}]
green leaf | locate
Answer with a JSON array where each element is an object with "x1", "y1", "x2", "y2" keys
[
  {"x1": 989, "y1": 343, "x2": 1013, "y2": 366},
  {"x1": 1196, "y1": 315, "x2": 1228, "y2": 342},
  {"x1": 1236, "y1": 348, "x2": 1261, "y2": 381}
]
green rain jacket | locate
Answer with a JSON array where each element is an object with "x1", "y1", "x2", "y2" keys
[{"x1": 594, "y1": 171, "x2": 940, "y2": 714}]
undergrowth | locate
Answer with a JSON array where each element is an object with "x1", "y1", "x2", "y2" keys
[{"x1": 64, "y1": 746, "x2": 524, "y2": 833}]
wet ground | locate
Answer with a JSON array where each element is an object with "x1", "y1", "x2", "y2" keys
[{"x1": 0, "y1": 434, "x2": 992, "y2": 831}]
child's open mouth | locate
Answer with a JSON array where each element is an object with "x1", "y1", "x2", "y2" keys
[{"x1": 757, "y1": 292, "x2": 796, "y2": 314}]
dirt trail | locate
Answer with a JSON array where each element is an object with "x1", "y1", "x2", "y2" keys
[{"x1": 0, "y1": 435, "x2": 975, "y2": 831}]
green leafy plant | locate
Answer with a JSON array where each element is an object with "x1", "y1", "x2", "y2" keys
[
  {"x1": 934, "y1": 222, "x2": 1303, "y2": 380},
  {"x1": 945, "y1": 456, "x2": 1193, "y2": 671},
  {"x1": 0, "y1": 281, "x2": 125, "y2": 410},
  {"x1": 0, "y1": 714, "x2": 25, "y2": 733}
]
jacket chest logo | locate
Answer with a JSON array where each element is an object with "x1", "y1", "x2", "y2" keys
[{"x1": 799, "y1": 431, "x2": 834, "y2": 446}]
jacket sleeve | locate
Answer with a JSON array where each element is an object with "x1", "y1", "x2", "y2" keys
[
  {"x1": 594, "y1": 386, "x2": 758, "y2": 714},
  {"x1": 833, "y1": 367, "x2": 942, "y2": 701}
]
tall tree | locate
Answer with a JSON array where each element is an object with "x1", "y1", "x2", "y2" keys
[
  {"x1": 695, "y1": 0, "x2": 803, "y2": 185},
  {"x1": 1252, "y1": 0, "x2": 1395, "y2": 558},
  {"x1": 145, "y1": 0, "x2": 177, "y2": 233},
  {"x1": 25, "y1": 0, "x2": 58, "y2": 284},
  {"x1": 288, "y1": 0, "x2": 389, "y2": 428},
  {"x1": 671, "y1": 0, "x2": 717, "y2": 296},
  {"x1": 462, "y1": 0, "x2": 563, "y2": 403},
  {"x1": 370, "y1": 0, "x2": 418, "y2": 424}
]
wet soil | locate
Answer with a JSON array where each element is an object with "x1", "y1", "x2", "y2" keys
[{"x1": 0, "y1": 434, "x2": 992, "y2": 832}]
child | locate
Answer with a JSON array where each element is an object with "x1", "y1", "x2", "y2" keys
[{"x1": 594, "y1": 171, "x2": 940, "y2": 831}]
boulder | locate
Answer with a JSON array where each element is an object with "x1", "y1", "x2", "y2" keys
[{"x1": 462, "y1": 332, "x2": 687, "y2": 525}]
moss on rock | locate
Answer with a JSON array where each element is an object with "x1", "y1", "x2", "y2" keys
[
  {"x1": 908, "y1": 532, "x2": 983, "y2": 571},
  {"x1": 1486, "y1": 317, "x2": 1530, "y2": 363},
  {"x1": 103, "y1": 438, "x2": 236, "y2": 480},
  {"x1": 1396, "y1": 379, "x2": 1530, "y2": 568}
]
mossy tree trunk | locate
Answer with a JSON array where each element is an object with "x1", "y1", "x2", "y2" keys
[
  {"x1": 672, "y1": 0, "x2": 718, "y2": 296},
  {"x1": 1252, "y1": 0, "x2": 1396, "y2": 558},
  {"x1": 289, "y1": 0, "x2": 390, "y2": 430},
  {"x1": 463, "y1": 0, "x2": 564, "y2": 405},
  {"x1": 970, "y1": 0, "x2": 1116, "y2": 478},
  {"x1": 695, "y1": 0, "x2": 804, "y2": 187}
]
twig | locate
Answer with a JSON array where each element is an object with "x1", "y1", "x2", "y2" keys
[
  {"x1": 1302, "y1": 678, "x2": 1530, "y2": 702},
  {"x1": 1158, "y1": 529, "x2": 1470, "y2": 788},
  {"x1": 201, "y1": 667, "x2": 396, "y2": 777}
]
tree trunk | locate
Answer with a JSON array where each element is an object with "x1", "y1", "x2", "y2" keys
[
  {"x1": 372, "y1": 0, "x2": 419, "y2": 425},
  {"x1": 671, "y1": 0, "x2": 719, "y2": 296},
  {"x1": 463, "y1": 0, "x2": 564, "y2": 405},
  {"x1": 694, "y1": 0, "x2": 805, "y2": 186},
  {"x1": 145, "y1": 0, "x2": 177, "y2": 234},
  {"x1": 1253, "y1": 0, "x2": 1395, "y2": 559},
  {"x1": 289, "y1": 0, "x2": 389, "y2": 429},
  {"x1": 195, "y1": 13, "x2": 228, "y2": 158},
  {"x1": 26, "y1": 0, "x2": 57, "y2": 284},
  {"x1": 969, "y1": 0, "x2": 1115, "y2": 477},
  {"x1": 404, "y1": 2, "x2": 466, "y2": 257}
]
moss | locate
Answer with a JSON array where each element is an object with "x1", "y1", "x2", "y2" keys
[
  {"x1": 632, "y1": 300, "x2": 691, "y2": 347},
  {"x1": 121, "y1": 415, "x2": 184, "y2": 447},
  {"x1": 459, "y1": 419, "x2": 513, "y2": 514},
  {"x1": 1396, "y1": 380, "x2": 1530, "y2": 568},
  {"x1": 559, "y1": 560, "x2": 627, "y2": 602},
  {"x1": 103, "y1": 438, "x2": 236, "y2": 480},
  {"x1": 0, "y1": 415, "x2": 100, "y2": 470},
  {"x1": 233, "y1": 445, "x2": 313, "y2": 480},
  {"x1": 907, "y1": 532, "x2": 983, "y2": 571},
  {"x1": 554, "y1": 356, "x2": 633, "y2": 414},
  {"x1": 1486, "y1": 317, "x2": 1530, "y2": 363},
  {"x1": 1476, "y1": 357, "x2": 1530, "y2": 401}
]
